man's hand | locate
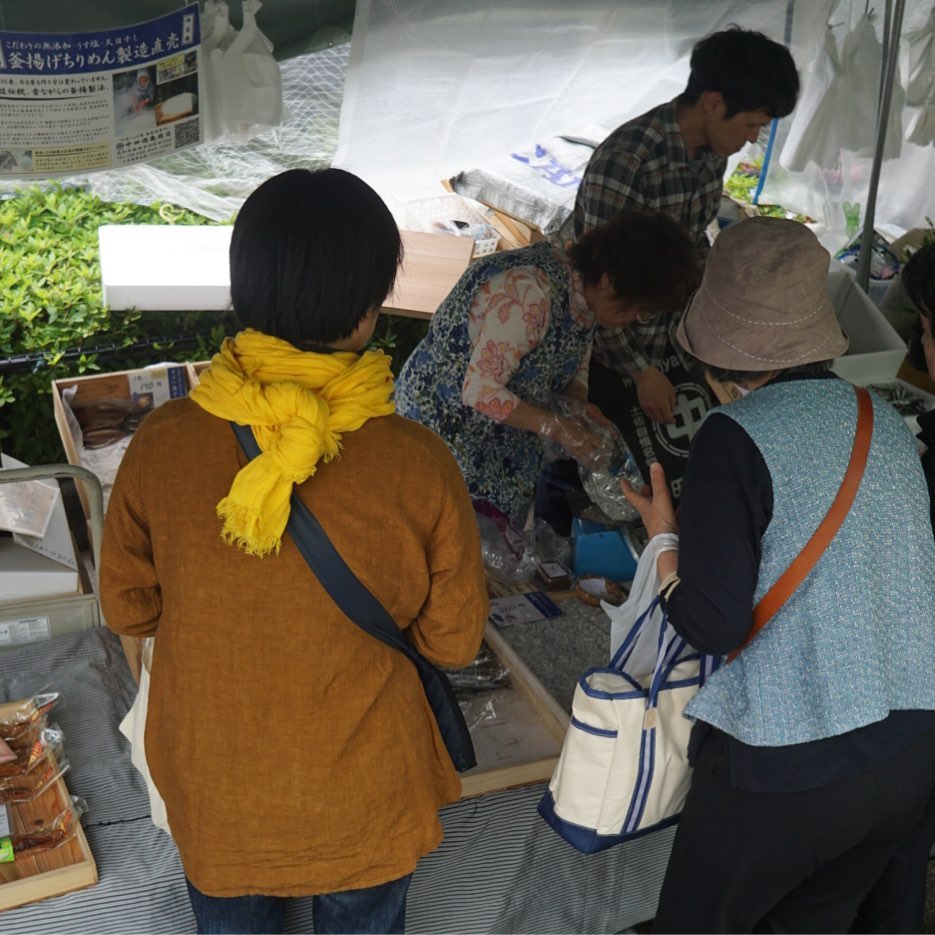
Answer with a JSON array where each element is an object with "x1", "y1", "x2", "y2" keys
[{"x1": 633, "y1": 366, "x2": 676, "y2": 424}]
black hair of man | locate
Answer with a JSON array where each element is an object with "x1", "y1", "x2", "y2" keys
[
  {"x1": 568, "y1": 210, "x2": 699, "y2": 313},
  {"x1": 902, "y1": 241, "x2": 935, "y2": 318},
  {"x1": 230, "y1": 168, "x2": 403, "y2": 346},
  {"x1": 680, "y1": 25, "x2": 800, "y2": 119}
]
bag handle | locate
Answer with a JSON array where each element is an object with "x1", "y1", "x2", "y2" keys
[{"x1": 728, "y1": 385, "x2": 873, "y2": 662}]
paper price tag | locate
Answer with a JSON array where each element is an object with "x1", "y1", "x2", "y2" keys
[
  {"x1": 0, "y1": 837, "x2": 13, "y2": 863},
  {"x1": 0, "y1": 804, "x2": 10, "y2": 837}
]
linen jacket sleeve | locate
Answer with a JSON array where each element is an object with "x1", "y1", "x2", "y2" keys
[
  {"x1": 406, "y1": 445, "x2": 489, "y2": 669},
  {"x1": 99, "y1": 434, "x2": 163, "y2": 638}
]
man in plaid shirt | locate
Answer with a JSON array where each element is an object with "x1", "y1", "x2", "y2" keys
[{"x1": 575, "y1": 27, "x2": 799, "y2": 423}]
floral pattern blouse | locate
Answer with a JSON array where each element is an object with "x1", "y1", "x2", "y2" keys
[{"x1": 395, "y1": 242, "x2": 595, "y2": 520}]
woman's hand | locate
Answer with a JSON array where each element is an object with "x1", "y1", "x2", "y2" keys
[
  {"x1": 551, "y1": 414, "x2": 606, "y2": 466},
  {"x1": 621, "y1": 461, "x2": 678, "y2": 538},
  {"x1": 633, "y1": 366, "x2": 676, "y2": 424}
]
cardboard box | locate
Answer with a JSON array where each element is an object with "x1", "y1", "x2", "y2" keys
[
  {"x1": 828, "y1": 270, "x2": 907, "y2": 384},
  {"x1": 51, "y1": 364, "x2": 191, "y2": 520}
]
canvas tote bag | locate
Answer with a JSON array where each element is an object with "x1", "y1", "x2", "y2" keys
[
  {"x1": 538, "y1": 385, "x2": 873, "y2": 854},
  {"x1": 538, "y1": 536, "x2": 717, "y2": 854}
]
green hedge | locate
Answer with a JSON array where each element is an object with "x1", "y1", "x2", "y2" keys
[{"x1": 0, "y1": 185, "x2": 426, "y2": 466}]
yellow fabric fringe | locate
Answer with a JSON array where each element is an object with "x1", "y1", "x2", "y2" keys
[{"x1": 190, "y1": 328, "x2": 395, "y2": 556}]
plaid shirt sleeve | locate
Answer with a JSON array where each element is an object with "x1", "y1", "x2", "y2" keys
[
  {"x1": 593, "y1": 325, "x2": 649, "y2": 375},
  {"x1": 574, "y1": 150, "x2": 647, "y2": 237}
]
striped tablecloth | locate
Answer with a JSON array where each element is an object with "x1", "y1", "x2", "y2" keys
[{"x1": 0, "y1": 628, "x2": 674, "y2": 933}]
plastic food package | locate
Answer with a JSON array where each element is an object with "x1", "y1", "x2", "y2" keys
[
  {"x1": 0, "y1": 694, "x2": 59, "y2": 751},
  {"x1": 445, "y1": 642, "x2": 511, "y2": 697},
  {"x1": 0, "y1": 725, "x2": 63, "y2": 781},
  {"x1": 0, "y1": 747, "x2": 69, "y2": 805},
  {"x1": 3, "y1": 797, "x2": 87, "y2": 860}
]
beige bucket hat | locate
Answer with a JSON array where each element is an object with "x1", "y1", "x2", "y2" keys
[{"x1": 676, "y1": 216, "x2": 848, "y2": 372}]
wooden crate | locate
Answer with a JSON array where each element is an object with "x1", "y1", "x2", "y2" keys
[
  {"x1": 458, "y1": 623, "x2": 568, "y2": 799},
  {"x1": 0, "y1": 702, "x2": 98, "y2": 910},
  {"x1": 185, "y1": 360, "x2": 211, "y2": 387}
]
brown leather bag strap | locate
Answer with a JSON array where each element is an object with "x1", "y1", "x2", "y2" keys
[{"x1": 727, "y1": 385, "x2": 874, "y2": 663}]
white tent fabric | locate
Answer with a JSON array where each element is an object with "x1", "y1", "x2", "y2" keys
[
  {"x1": 780, "y1": 26, "x2": 848, "y2": 172},
  {"x1": 334, "y1": 0, "x2": 834, "y2": 222}
]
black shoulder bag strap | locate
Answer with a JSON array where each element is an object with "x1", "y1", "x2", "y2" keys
[{"x1": 230, "y1": 422, "x2": 476, "y2": 772}]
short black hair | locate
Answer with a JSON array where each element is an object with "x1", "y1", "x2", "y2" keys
[
  {"x1": 230, "y1": 168, "x2": 403, "y2": 345},
  {"x1": 680, "y1": 26, "x2": 799, "y2": 119},
  {"x1": 705, "y1": 360, "x2": 832, "y2": 384},
  {"x1": 568, "y1": 210, "x2": 699, "y2": 313},
  {"x1": 902, "y1": 242, "x2": 935, "y2": 318}
]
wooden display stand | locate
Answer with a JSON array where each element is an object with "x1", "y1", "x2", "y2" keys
[
  {"x1": 382, "y1": 231, "x2": 474, "y2": 320},
  {"x1": 458, "y1": 623, "x2": 568, "y2": 799},
  {"x1": 0, "y1": 699, "x2": 98, "y2": 911}
]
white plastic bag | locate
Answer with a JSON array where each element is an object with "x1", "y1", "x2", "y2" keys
[
  {"x1": 220, "y1": 0, "x2": 284, "y2": 128},
  {"x1": 118, "y1": 637, "x2": 171, "y2": 835}
]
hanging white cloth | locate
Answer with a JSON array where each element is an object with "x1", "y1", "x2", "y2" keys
[
  {"x1": 780, "y1": 26, "x2": 847, "y2": 171},
  {"x1": 780, "y1": 14, "x2": 905, "y2": 172},
  {"x1": 905, "y1": 5, "x2": 935, "y2": 146},
  {"x1": 839, "y1": 13, "x2": 904, "y2": 161}
]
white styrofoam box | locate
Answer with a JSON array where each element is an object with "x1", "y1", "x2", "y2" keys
[
  {"x1": 828, "y1": 270, "x2": 906, "y2": 384},
  {"x1": 99, "y1": 224, "x2": 233, "y2": 311},
  {"x1": 405, "y1": 193, "x2": 499, "y2": 257},
  {"x1": 0, "y1": 540, "x2": 79, "y2": 603}
]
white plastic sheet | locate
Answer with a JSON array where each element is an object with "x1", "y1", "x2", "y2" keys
[{"x1": 335, "y1": 0, "x2": 834, "y2": 222}]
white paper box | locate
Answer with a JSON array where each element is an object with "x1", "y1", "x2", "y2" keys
[
  {"x1": 829, "y1": 271, "x2": 907, "y2": 384},
  {"x1": 99, "y1": 224, "x2": 233, "y2": 311},
  {"x1": 0, "y1": 540, "x2": 79, "y2": 603}
]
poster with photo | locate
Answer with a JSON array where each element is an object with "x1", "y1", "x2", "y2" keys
[{"x1": 0, "y1": 3, "x2": 201, "y2": 177}]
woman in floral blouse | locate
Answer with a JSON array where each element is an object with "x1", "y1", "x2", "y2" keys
[{"x1": 395, "y1": 211, "x2": 696, "y2": 524}]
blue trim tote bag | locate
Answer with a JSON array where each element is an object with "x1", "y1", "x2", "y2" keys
[{"x1": 538, "y1": 536, "x2": 718, "y2": 854}]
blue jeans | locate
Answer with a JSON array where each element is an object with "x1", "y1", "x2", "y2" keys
[{"x1": 186, "y1": 874, "x2": 412, "y2": 934}]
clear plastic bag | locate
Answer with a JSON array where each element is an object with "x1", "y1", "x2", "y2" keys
[
  {"x1": 476, "y1": 511, "x2": 540, "y2": 586},
  {"x1": 544, "y1": 397, "x2": 644, "y2": 524},
  {"x1": 445, "y1": 642, "x2": 511, "y2": 697}
]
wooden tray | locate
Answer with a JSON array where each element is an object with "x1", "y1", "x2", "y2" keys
[
  {"x1": 458, "y1": 622, "x2": 569, "y2": 799},
  {"x1": 0, "y1": 770, "x2": 97, "y2": 912}
]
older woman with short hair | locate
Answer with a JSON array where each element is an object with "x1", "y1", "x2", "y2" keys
[
  {"x1": 396, "y1": 210, "x2": 697, "y2": 527},
  {"x1": 624, "y1": 217, "x2": 935, "y2": 933}
]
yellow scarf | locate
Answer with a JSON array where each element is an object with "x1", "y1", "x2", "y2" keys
[{"x1": 190, "y1": 328, "x2": 395, "y2": 556}]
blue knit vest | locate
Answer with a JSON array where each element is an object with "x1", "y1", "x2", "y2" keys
[{"x1": 685, "y1": 379, "x2": 935, "y2": 746}]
